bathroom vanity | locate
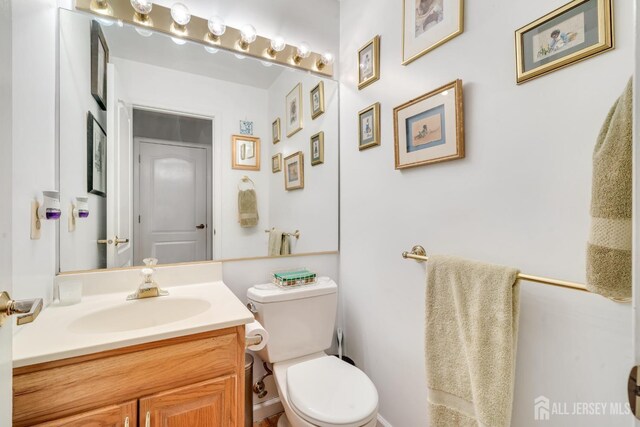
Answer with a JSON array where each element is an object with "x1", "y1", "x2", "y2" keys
[{"x1": 12, "y1": 271, "x2": 253, "y2": 427}]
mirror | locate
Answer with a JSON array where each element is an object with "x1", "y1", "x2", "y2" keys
[{"x1": 57, "y1": 8, "x2": 339, "y2": 273}]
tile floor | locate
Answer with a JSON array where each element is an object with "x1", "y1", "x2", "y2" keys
[{"x1": 253, "y1": 412, "x2": 283, "y2": 427}]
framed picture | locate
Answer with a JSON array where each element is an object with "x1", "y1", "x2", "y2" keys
[
  {"x1": 402, "y1": 0, "x2": 464, "y2": 65},
  {"x1": 286, "y1": 83, "x2": 303, "y2": 137},
  {"x1": 272, "y1": 153, "x2": 282, "y2": 173},
  {"x1": 232, "y1": 135, "x2": 261, "y2": 171},
  {"x1": 310, "y1": 82, "x2": 325, "y2": 119},
  {"x1": 358, "y1": 103, "x2": 381, "y2": 151},
  {"x1": 393, "y1": 79, "x2": 464, "y2": 169},
  {"x1": 358, "y1": 36, "x2": 380, "y2": 89},
  {"x1": 240, "y1": 120, "x2": 254, "y2": 135},
  {"x1": 515, "y1": 0, "x2": 613, "y2": 84},
  {"x1": 91, "y1": 20, "x2": 109, "y2": 111},
  {"x1": 310, "y1": 132, "x2": 325, "y2": 166},
  {"x1": 284, "y1": 151, "x2": 304, "y2": 191},
  {"x1": 272, "y1": 118, "x2": 281, "y2": 144},
  {"x1": 87, "y1": 112, "x2": 107, "y2": 197}
]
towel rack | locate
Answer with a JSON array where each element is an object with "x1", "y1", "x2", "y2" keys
[
  {"x1": 402, "y1": 245, "x2": 628, "y2": 301},
  {"x1": 265, "y1": 228, "x2": 300, "y2": 239},
  {"x1": 238, "y1": 176, "x2": 255, "y2": 190}
]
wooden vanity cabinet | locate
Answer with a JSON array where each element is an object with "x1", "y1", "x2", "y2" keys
[{"x1": 13, "y1": 326, "x2": 245, "y2": 427}]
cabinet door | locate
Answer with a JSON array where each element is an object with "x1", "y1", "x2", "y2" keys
[
  {"x1": 140, "y1": 376, "x2": 237, "y2": 427},
  {"x1": 35, "y1": 400, "x2": 137, "y2": 427}
]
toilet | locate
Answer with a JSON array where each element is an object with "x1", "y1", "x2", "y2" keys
[{"x1": 247, "y1": 277, "x2": 379, "y2": 427}]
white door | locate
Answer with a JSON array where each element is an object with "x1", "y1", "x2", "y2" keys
[
  {"x1": 106, "y1": 65, "x2": 134, "y2": 268},
  {"x1": 135, "y1": 141, "x2": 208, "y2": 265}
]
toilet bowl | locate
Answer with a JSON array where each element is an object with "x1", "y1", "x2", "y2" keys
[{"x1": 247, "y1": 279, "x2": 378, "y2": 427}]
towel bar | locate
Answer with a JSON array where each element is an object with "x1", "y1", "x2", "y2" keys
[
  {"x1": 265, "y1": 228, "x2": 300, "y2": 239},
  {"x1": 402, "y1": 245, "x2": 629, "y2": 302}
]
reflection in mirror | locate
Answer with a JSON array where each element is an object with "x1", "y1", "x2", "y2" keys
[{"x1": 58, "y1": 8, "x2": 339, "y2": 273}]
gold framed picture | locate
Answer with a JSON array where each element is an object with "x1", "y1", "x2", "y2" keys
[
  {"x1": 284, "y1": 151, "x2": 304, "y2": 191},
  {"x1": 231, "y1": 135, "x2": 261, "y2": 171},
  {"x1": 358, "y1": 102, "x2": 381, "y2": 151},
  {"x1": 515, "y1": 0, "x2": 613, "y2": 84},
  {"x1": 272, "y1": 153, "x2": 282, "y2": 173},
  {"x1": 310, "y1": 132, "x2": 325, "y2": 166},
  {"x1": 272, "y1": 118, "x2": 281, "y2": 144},
  {"x1": 358, "y1": 36, "x2": 380, "y2": 90},
  {"x1": 402, "y1": 0, "x2": 464, "y2": 65},
  {"x1": 286, "y1": 83, "x2": 303, "y2": 137},
  {"x1": 393, "y1": 79, "x2": 464, "y2": 169},
  {"x1": 310, "y1": 82, "x2": 325, "y2": 119}
]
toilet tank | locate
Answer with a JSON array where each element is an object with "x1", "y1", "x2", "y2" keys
[{"x1": 247, "y1": 277, "x2": 338, "y2": 364}]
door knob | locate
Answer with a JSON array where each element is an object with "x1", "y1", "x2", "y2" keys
[
  {"x1": 196, "y1": 224, "x2": 206, "y2": 230},
  {"x1": 114, "y1": 236, "x2": 129, "y2": 247},
  {"x1": 97, "y1": 238, "x2": 113, "y2": 245},
  {"x1": 0, "y1": 291, "x2": 43, "y2": 327}
]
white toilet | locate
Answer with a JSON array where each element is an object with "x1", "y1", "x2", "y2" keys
[{"x1": 247, "y1": 277, "x2": 379, "y2": 427}]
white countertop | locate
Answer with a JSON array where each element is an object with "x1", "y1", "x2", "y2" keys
[{"x1": 13, "y1": 281, "x2": 254, "y2": 368}]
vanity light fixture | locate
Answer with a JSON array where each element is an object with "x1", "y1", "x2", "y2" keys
[
  {"x1": 170, "y1": 2, "x2": 190, "y2": 34},
  {"x1": 238, "y1": 24, "x2": 257, "y2": 50},
  {"x1": 207, "y1": 15, "x2": 226, "y2": 42},
  {"x1": 130, "y1": 0, "x2": 152, "y2": 22},
  {"x1": 316, "y1": 52, "x2": 334, "y2": 70},
  {"x1": 267, "y1": 36, "x2": 286, "y2": 57},
  {"x1": 31, "y1": 191, "x2": 61, "y2": 240},
  {"x1": 293, "y1": 41, "x2": 311, "y2": 64}
]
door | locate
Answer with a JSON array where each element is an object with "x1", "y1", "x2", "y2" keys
[
  {"x1": 140, "y1": 376, "x2": 237, "y2": 427},
  {"x1": 106, "y1": 65, "x2": 134, "y2": 268},
  {"x1": 135, "y1": 141, "x2": 208, "y2": 265},
  {"x1": 35, "y1": 401, "x2": 137, "y2": 427}
]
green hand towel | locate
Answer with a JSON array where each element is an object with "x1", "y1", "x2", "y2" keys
[
  {"x1": 238, "y1": 189, "x2": 259, "y2": 228},
  {"x1": 586, "y1": 79, "x2": 633, "y2": 301}
]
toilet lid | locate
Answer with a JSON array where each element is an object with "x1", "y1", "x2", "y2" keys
[{"x1": 287, "y1": 356, "x2": 378, "y2": 427}]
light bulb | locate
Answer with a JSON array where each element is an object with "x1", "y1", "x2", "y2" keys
[
  {"x1": 208, "y1": 16, "x2": 226, "y2": 37},
  {"x1": 294, "y1": 41, "x2": 311, "y2": 63},
  {"x1": 317, "y1": 52, "x2": 334, "y2": 69},
  {"x1": 135, "y1": 27, "x2": 153, "y2": 37},
  {"x1": 268, "y1": 36, "x2": 285, "y2": 57},
  {"x1": 171, "y1": 37, "x2": 186, "y2": 45},
  {"x1": 204, "y1": 46, "x2": 219, "y2": 54},
  {"x1": 239, "y1": 24, "x2": 257, "y2": 48},
  {"x1": 170, "y1": 3, "x2": 190, "y2": 26},
  {"x1": 130, "y1": 0, "x2": 152, "y2": 15}
]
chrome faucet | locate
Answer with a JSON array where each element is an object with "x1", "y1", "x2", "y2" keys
[{"x1": 127, "y1": 258, "x2": 169, "y2": 300}]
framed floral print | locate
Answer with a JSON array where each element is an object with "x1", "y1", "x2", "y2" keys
[
  {"x1": 286, "y1": 83, "x2": 303, "y2": 137},
  {"x1": 272, "y1": 118, "x2": 281, "y2": 144},
  {"x1": 272, "y1": 153, "x2": 282, "y2": 173},
  {"x1": 310, "y1": 82, "x2": 325, "y2": 119},
  {"x1": 91, "y1": 20, "x2": 109, "y2": 110},
  {"x1": 87, "y1": 111, "x2": 107, "y2": 197},
  {"x1": 402, "y1": 0, "x2": 463, "y2": 65},
  {"x1": 358, "y1": 103, "x2": 381, "y2": 151},
  {"x1": 232, "y1": 135, "x2": 261, "y2": 171},
  {"x1": 358, "y1": 36, "x2": 380, "y2": 90},
  {"x1": 310, "y1": 132, "x2": 324, "y2": 166},
  {"x1": 515, "y1": 0, "x2": 613, "y2": 84},
  {"x1": 284, "y1": 151, "x2": 304, "y2": 191},
  {"x1": 393, "y1": 79, "x2": 464, "y2": 169}
]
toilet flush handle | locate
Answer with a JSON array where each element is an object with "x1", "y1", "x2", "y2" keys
[{"x1": 246, "y1": 302, "x2": 257, "y2": 313}]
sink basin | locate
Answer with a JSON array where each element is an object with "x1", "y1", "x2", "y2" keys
[{"x1": 68, "y1": 297, "x2": 212, "y2": 334}]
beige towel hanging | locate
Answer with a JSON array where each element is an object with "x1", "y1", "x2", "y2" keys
[
  {"x1": 238, "y1": 189, "x2": 259, "y2": 228},
  {"x1": 426, "y1": 255, "x2": 520, "y2": 427}
]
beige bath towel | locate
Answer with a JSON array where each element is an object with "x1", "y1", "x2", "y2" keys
[
  {"x1": 426, "y1": 255, "x2": 520, "y2": 427},
  {"x1": 238, "y1": 189, "x2": 259, "y2": 228},
  {"x1": 586, "y1": 79, "x2": 632, "y2": 301},
  {"x1": 268, "y1": 229, "x2": 291, "y2": 256}
]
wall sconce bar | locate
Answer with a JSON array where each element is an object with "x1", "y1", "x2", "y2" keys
[{"x1": 76, "y1": 0, "x2": 334, "y2": 77}]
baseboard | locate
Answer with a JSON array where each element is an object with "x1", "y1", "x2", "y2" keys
[
  {"x1": 377, "y1": 413, "x2": 393, "y2": 427},
  {"x1": 253, "y1": 397, "x2": 284, "y2": 422}
]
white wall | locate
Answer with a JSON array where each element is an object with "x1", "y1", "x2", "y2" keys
[
  {"x1": 12, "y1": 0, "x2": 57, "y2": 302},
  {"x1": 58, "y1": 11, "x2": 107, "y2": 272},
  {"x1": 267, "y1": 73, "x2": 339, "y2": 254},
  {"x1": 339, "y1": 0, "x2": 634, "y2": 426}
]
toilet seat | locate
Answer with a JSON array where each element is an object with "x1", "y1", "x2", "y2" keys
[{"x1": 286, "y1": 356, "x2": 378, "y2": 427}]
